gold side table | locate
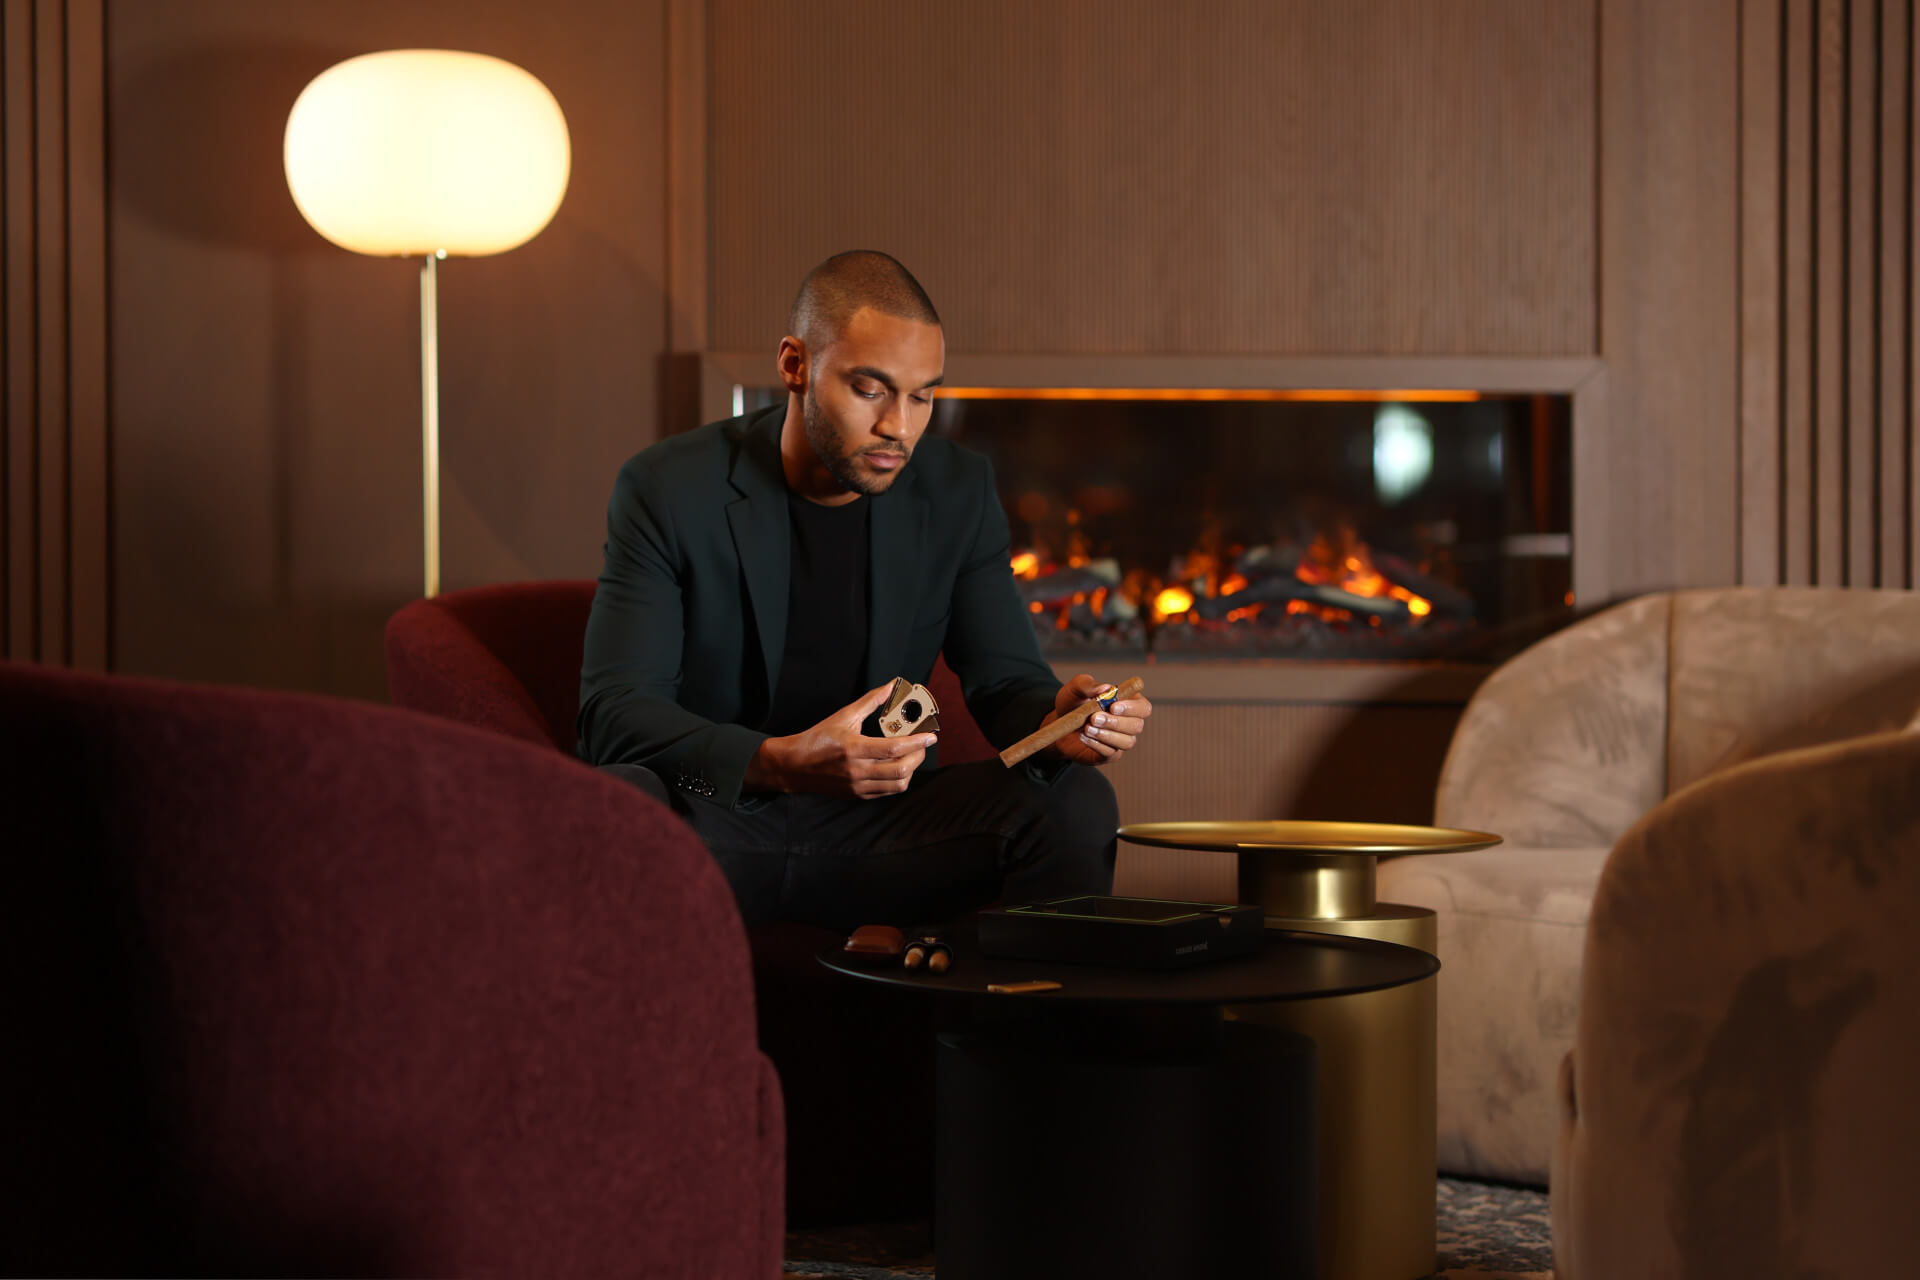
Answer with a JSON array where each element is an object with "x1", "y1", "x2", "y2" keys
[{"x1": 1118, "y1": 820, "x2": 1502, "y2": 1280}]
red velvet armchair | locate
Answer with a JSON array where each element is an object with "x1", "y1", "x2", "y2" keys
[
  {"x1": 385, "y1": 580, "x2": 986, "y2": 1225},
  {"x1": 1, "y1": 660, "x2": 782, "y2": 1277}
]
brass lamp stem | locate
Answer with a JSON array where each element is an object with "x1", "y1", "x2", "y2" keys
[{"x1": 420, "y1": 252, "x2": 443, "y2": 598}]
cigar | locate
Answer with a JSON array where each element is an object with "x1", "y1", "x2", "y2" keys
[
  {"x1": 998, "y1": 676, "x2": 1145, "y2": 768},
  {"x1": 986, "y1": 980, "x2": 1062, "y2": 994}
]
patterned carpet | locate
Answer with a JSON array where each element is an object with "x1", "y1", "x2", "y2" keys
[{"x1": 783, "y1": 1175, "x2": 1552, "y2": 1278}]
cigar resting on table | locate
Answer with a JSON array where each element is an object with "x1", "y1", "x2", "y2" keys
[{"x1": 998, "y1": 676, "x2": 1146, "y2": 768}]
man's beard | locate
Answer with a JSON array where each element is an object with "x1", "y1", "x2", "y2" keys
[{"x1": 803, "y1": 389, "x2": 907, "y2": 497}]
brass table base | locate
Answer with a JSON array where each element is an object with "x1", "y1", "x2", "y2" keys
[
  {"x1": 1232, "y1": 905, "x2": 1437, "y2": 1280},
  {"x1": 1118, "y1": 822, "x2": 1498, "y2": 1280}
]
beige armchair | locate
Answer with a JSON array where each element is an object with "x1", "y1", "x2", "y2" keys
[
  {"x1": 1378, "y1": 587, "x2": 1920, "y2": 1184},
  {"x1": 1552, "y1": 725, "x2": 1920, "y2": 1277}
]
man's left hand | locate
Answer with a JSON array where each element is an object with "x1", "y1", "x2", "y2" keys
[{"x1": 1042, "y1": 673, "x2": 1153, "y2": 767}]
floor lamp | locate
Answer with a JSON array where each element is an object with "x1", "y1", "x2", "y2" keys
[{"x1": 284, "y1": 49, "x2": 571, "y2": 598}]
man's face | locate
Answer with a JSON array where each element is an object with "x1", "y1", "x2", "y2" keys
[{"x1": 800, "y1": 307, "x2": 945, "y2": 497}]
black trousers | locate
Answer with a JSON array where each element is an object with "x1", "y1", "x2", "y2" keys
[{"x1": 601, "y1": 759, "x2": 1118, "y2": 931}]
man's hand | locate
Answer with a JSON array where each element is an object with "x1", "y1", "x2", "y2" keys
[
  {"x1": 745, "y1": 682, "x2": 939, "y2": 798},
  {"x1": 1041, "y1": 673, "x2": 1154, "y2": 767}
]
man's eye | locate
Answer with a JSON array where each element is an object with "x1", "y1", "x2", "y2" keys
[
  {"x1": 854, "y1": 383, "x2": 881, "y2": 399},
  {"x1": 911, "y1": 394, "x2": 932, "y2": 406}
]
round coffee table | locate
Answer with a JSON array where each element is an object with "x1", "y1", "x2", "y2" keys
[
  {"x1": 820, "y1": 925, "x2": 1437, "y2": 1280},
  {"x1": 1117, "y1": 820, "x2": 1501, "y2": 1280}
]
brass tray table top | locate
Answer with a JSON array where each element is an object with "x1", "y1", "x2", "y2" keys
[{"x1": 1118, "y1": 819, "x2": 1503, "y2": 922}]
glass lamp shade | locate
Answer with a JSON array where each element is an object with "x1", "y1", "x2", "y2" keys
[{"x1": 284, "y1": 49, "x2": 570, "y2": 257}]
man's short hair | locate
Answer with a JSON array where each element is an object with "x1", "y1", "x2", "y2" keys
[{"x1": 788, "y1": 250, "x2": 941, "y2": 352}]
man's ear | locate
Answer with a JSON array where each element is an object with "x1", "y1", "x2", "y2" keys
[{"x1": 776, "y1": 336, "x2": 808, "y2": 395}]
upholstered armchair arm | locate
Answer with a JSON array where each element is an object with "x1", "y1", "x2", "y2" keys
[
  {"x1": 1552, "y1": 728, "x2": 1920, "y2": 1279},
  {"x1": 1435, "y1": 592, "x2": 1672, "y2": 848}
]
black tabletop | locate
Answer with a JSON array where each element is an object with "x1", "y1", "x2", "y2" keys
[{"x1": 818, "y1": 925, "x2": 1437, "y2": 1006}]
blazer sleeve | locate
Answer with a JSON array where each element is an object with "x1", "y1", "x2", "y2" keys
[{"x1": 576, "y1": 458, "x2": 768, "y2": 809}]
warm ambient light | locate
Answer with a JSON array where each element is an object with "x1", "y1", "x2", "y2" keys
[
  {"x1": 284, "y1": 49, "x2": 570, "y2": 257},
  {"x1": 935, "y1": 387, "x2": 1483, "y2": 403}
]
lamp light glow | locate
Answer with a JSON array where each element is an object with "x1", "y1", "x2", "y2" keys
[{"x1": 285, "y1": 49, "x2": 570, "y2": 257}]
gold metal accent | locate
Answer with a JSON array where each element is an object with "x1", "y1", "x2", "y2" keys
[
  {"x1": 1118, "y1": 819, "x2": 1502, "y2": 854},
  {"x1": 1240, "y1": 851, "x2": 1376, "y2": 919},
  {"x1": 1122, "y1": 820, "x2": 1499, "y2": 922},
  {"x1": 420, "y1": 252, "x2": 442, "y2": 599},
  {"x1": 1233, "y1": 907, "x2": 1438, "y2": 1280},
  {"x1": 1118, "y1": 822, "x2": 1500, "y2": 1280}
]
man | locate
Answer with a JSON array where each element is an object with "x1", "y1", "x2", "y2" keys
[{"x1": 579, "y1": 250, "x2": 1152, "y2": 930}]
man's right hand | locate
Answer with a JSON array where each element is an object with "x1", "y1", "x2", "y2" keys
[{"x1": 745, "y1": 682, "x2": 939, "y2": 798}]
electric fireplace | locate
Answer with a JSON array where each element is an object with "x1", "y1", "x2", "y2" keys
[{"x1": 716, "y1": 361, "x2": 1585, "y2": 663}]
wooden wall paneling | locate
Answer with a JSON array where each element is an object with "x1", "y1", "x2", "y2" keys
[
  {"x1": 1847, "y1": 0, "x2": 1879, "y2": 584},
  {"x1": 1783, "y1": 0, "x2": 1816, "y2": 583},
  {"x1": 1746, "y1": 0, "x2": 1920, "y2": 589},
  {"x1": 1, "y1": 0, "x2": 109, "y2": 669},
  {"x1": 4, "y1": 0, "x2": 32, "y2": 656},
  {"x1": 1815, "y1": 0, "x2": 1847, "y2": 584},
  {"x1": 1741, "y1": 0, "x2": 1783, "y2": 584},
  {"x1": 706, "y1": 0, "x2": 1597, "y2": 360},
  {"x1": 33, "y1": 0, "x2": 67, "y2": 665},
  {"x1": 1910, "y1": 0, "x2": 1920, "y2": 587},
  {"x1": 1601, "y1": 0, "x2": 1743, "y2": 593},
  {"x1": 665, "y1": 0, "x2": 704, "y2": 351},
  {"x1": 1883, "y1": 0, "x2": 1912, "y2": 588}
]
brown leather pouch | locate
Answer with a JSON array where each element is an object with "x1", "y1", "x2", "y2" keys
[{"x1": 842, "y1": 924, "x2": 905, "y2": 966}]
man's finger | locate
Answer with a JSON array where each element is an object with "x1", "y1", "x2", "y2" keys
[
  {"x1": 845, "y1": 682, "x2": 899, "y2": 721},
  {"x1": 850, "y1": 731, "x2": 938, "y2": 758}
]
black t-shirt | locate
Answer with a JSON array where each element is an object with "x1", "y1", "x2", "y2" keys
[{"x1": 762, "y1": 493, "x2": 870, "y2": 736}]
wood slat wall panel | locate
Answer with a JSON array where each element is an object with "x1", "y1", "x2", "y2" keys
[
  {"x1": 1744, "y1": 0, "x2": 1919, "y2": 587},
  {"x1": 1848, "y1": 0, "x2": 1879, "y2": 583},
  {"x1": 1783, "y1": 0, "x2": 1817, "y2": 583},
  {"x1": 1, "y1": 0, "x2": 108, "y2": 667},
  {"x1": 1742, "y1": 0, "x2": 1783, "y2": 585},
  {"x1": 1912, "y1": 0, "x2": 1920, "y2": 584},
  {"x1": 1815, "y1": 0, "x2": 1847, "y2": 584},
  {"x1": 705, "y1": 0, "x2": 1597, "y2": 358},
  {"x1": 1884, "y1": 0, "x2": 1912, "y2": 587}
]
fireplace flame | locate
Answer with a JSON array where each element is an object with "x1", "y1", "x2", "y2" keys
[
  {"x1": 1292, "y1": 529, "x2": 1431, "y2": 622},
  {"x1": 1153, "y1": 586, "x2": 1194, "y2": 620}
]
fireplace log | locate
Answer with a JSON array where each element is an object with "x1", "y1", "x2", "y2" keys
[{"x1": 1373, "y1": 552, "x2": 1475, "y2": 618}]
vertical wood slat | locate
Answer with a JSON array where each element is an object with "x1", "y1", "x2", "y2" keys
[
  {"x1": 3, "y1": 0, "x2": 34, "y2": 655},
  {"x1": 1847, "y1": 0, "x2": 1879, "y2": 583},
  {"x1": 1746, "y1": 0, "x2": 1919, "y2": 588},
  {"x1": 1815, "y1": 0, "x2": 1847, "y2": 583},
  {"x1": 1741, "y1": 0, "x2": 1783, "y2": 584},
  {"x1": 63, "y1": 0, "x2": 104, "y2": 665},
  {"x1": 0, "y1": 0, "x2": 108, "y2": 668},
  {"x1": 1884, "y1": 0, "x2": 1912, "y2": 588},
  {"x1": 33, "y1": 0, "x2": 68, "y2": 664},
  {"x1": 1911, "y1": 0, "x2": 1920, "y2": 586},
  {"x1": 1782, "y1": 0, "x2": 1816, "y2": 583}
]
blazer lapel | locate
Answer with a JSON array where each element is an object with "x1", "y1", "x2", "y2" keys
[
  {"x1": 726, "y1": 410, "x2": 791, "y2": 701},
  {"x1": 865, "y1": 476, "x2": 927, "y2": 687}
]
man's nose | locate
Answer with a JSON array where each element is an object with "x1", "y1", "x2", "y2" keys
[{"x1": 877, "y1": 398, "x2": 921, "y2": 441}]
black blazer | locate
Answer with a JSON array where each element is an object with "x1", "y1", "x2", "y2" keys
[{"x1": 578, "y1": 406, "x2": 1059, "y2": 809}]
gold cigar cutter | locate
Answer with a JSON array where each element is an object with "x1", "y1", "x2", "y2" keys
[{"x1": 879, "y1": 677, "x2": 941, "y2": 738}]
